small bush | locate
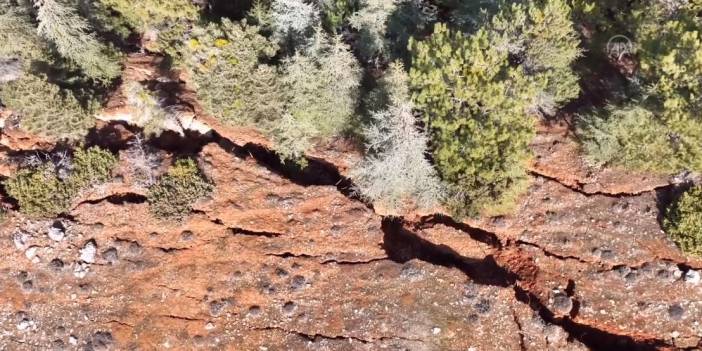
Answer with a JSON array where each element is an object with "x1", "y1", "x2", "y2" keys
[
  {"x1": 3, "y1": 147, "x2": 117, "y2": 217},
  {"x1": 664, "y1": 186, "x2": 702, "y2": 257},
  {"x1": 69, "y1": 146, "x2": 119, "y2": 188},
  {"x1": 4, "y1": 164, "x2": 74, "y2": 217},
  {"x1": 147, "y1": 159, "x2": 213, "y2": 219},
  {"x1": 578, "y1": 105, "x2": 679, "y2": 172}
]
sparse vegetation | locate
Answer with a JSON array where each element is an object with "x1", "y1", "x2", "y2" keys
[
  {"x1": 664, "y1": 186, "x2": 702, "y2": 257},
  {"x1": 147, "y1": 159, "x2": 213, "y2": 219},
  {"x1": 123, "y1": 82, "x2": 169, "y2": 136},
  {"x1": 0, "y1": 0, "x2": 698, "y2": 224}
]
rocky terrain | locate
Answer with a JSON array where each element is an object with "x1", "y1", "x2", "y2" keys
[{"x1": 0, "y1": 55, "x2": 701, "y2": 351}]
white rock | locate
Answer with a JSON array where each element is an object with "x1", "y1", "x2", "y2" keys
[
  {"x1": 684, "y1": 270, "x2": 701, "y2": 284},
  {"x1": 16, "y1": 319, "x2": 31, "y2": 331},
  {"x1": 48, "y1": 226, "x2": 65, "y2": 241},
  {"x1": 24, "y1": 246, "x2": 39, "y2": 260},
  {"x1": 432, "y1": 327, "x2": 441, "y2": 335},
  {"x1": 673, "y1": 268, "x2": 684, "y2": 280},
  {"x1": 205, "y1": 322, "x2": 215, "y2": 330},
  {"x1": 69, "y1": 335, "x2": 78, "y2": 345},
  {"x1": 74, "y1": 262, "x2": 89, "y2": 278},
  {"x1": 13, "y1": 232, "x2": 29, "y2": 250},
  {"x1": 79, "y1": 240, "x2": 97, "y2": 263}
]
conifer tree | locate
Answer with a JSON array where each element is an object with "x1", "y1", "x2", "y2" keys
[
  {"x1": 352, "y1": 62, "x2": 443, "y2": 214},
  {"x1": 34, "y1": 0, "x2": 121, "y2": 81}
]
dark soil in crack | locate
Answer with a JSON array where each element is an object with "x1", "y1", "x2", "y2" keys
[
  {"x1": 381, "y1": 217, "x2": 674, "y2": 351},
  {"x1": 512, "y1": 286, "x2": 667, "y2": 351}
]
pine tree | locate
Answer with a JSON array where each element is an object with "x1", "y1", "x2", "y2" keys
[
  {"x1": 410, "y1": 23, "x2": 536, "y2": 217},
  {"x1": 489, "y1": 0, "x2": 581, "y2": 116},
  {"x1": 270, "y1": 0, "x2": 321, "y2": 50},
  {"x1": 349, "y1": 0, "x2": 396, "y2": 59},
  {"x1": 276, "y1": 29, "x2": 361, "y2": 160},
  {"x1": 34, "y1": 0, "x2": 121, "y2": 81},
  {"x1": 352, "y1": 63, "x2": 443, "y2": 214}
]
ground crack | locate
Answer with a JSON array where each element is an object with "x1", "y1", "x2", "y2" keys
[
  {"x1": 72, "y1": 192, "x2": 147, "y2": 210},
  {"x1": 252, "y1": 326, "x2": 424, "y2": 344},
  {"x1": 530, "y1": 170, "x2": 671, "y2": 198},
  {"x1": 383, "y1": 217, "x2": 673, "y2": 351},
  {"x1": 516, "y1": 239, "x2": 595, "y2": 265}
]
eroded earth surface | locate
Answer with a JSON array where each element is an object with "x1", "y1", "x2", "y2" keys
[{"x1": 0, "y1": 55, "x2": 700, "y2": 351}]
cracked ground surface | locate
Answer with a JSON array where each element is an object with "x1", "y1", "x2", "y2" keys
[{"x1": 1, "y1": 55, "x2": 701, "y2": 350}]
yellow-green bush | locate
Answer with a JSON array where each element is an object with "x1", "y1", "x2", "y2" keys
[
  {"x1": 4, "y1": 164, "x2": 74, "y2": 217},
  {"x1": 147, "y1": 159, "x2": 213, "y2": 219},
  {"x1": 664, "y1": 186, "x2": 702, "y2": 257},
  {"x1": 97, "y1": 0, "x2": 200, "y2": 32},
  {"x1": 3, "y1": 147, "x2": 118, "y2": 217}
]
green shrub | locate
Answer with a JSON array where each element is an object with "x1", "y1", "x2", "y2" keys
[
  {"x1": 578, "y1": 105, "x2": 680, "y2": 173},
  {"x1": 664, "y1": 186, "x2": 702, "y2": 257},
  {"x1": 634, "y1": 2, "x2": 702, "y2": 172},
  {"x1": 3, "y1": 147, "x2": 117, "y2": 217},
  {"x1": 4, "y1": 164, "x2": 74, "y2": 217},
  {"x1": 488, "y1": 0, "x2": 581, "y2": 116},
  {"x1": 318, "y1": 0, "x2": 359, "y2": 30},
  {"x1": 409, "y1": 0, "x2": 581, "y2": 217},
  {"x1": 147, "y1": 159, "x2": 213, "y2": 219},
  {"x1": 0, "y1": 74, "x2": 98, "y2": 141},
  {"x1": 0, "y1": 3, "x2": 49, "y2": 63},
  {"x1": 69, "y1": 146, "x2": 119, "y2": 188},
  {"x1": 575, "y1": 1, "x2": 702, "y2": 173}
]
